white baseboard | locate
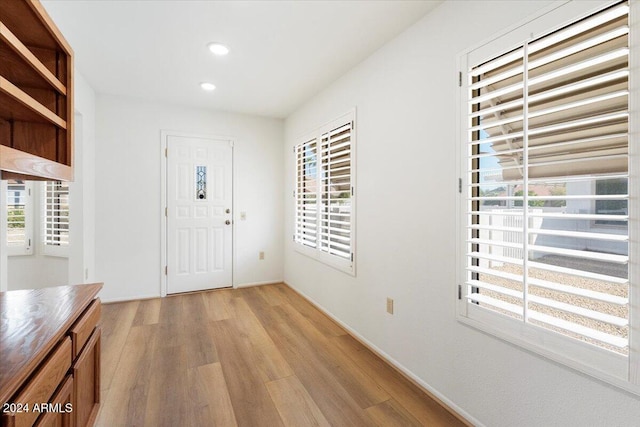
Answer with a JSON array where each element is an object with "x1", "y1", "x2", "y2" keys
[
  {"x1": 100, "y1": 293, "x2": 160, "y2": 304},
  {"x1": 283, "y1": 282, "x2": 482, "y2": 427},
  {"x1": 235, "y1": 279, "x2": 283, "y2": 288}
]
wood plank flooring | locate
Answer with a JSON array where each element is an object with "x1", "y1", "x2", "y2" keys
[{"x1": 96, "y1": 283, "x2": 466, "y2": 427}]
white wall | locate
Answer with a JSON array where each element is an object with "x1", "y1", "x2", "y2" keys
[
  {"x1": 69, "y1": 71, "x2": 98, "y2": 286},
  {"x1": 8, "y1": 256, "x2": 68, "y2": 290},
  {"x1": 284, "y1": 1, "x2": 640, "y2": 426},
  {"x1": 95, "y1": 95, "x2": 284, "y2": 302}
]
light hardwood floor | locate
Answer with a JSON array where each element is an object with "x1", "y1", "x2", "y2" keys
[{"x1": 96, "y1": 283, "x2": 466, "y2": 426}]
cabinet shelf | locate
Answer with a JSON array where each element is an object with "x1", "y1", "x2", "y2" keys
[
  {"x1": 0, "y1": 77, "x2": 66, "y2": 127},
  {"x1": 0, "y1": 22, "x2": 67, "y2": 95},
  {"x1": 0, "y1": 0, "x2": 73, "y2": 181}
]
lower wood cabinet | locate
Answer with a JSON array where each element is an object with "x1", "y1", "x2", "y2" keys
[
  {"x1": 0, "y1": 284, "x2": 103, "y2": 427},
  {"x1": 3, "y1": 339, "x2": 71, "y2": 427}
]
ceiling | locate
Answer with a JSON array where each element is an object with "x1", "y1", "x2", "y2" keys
[{"x1": 41, "y1": 0, "x2": 442, "y2": 119}]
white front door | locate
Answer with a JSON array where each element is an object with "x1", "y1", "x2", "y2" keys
[{"x1": 166, "y1": 135, "x2": 233, "y2": 294}]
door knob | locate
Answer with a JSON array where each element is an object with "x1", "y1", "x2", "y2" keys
[
  {"x1": 225, "y1": 208, "x2": 231, "y2": 214},
  {"x1": 225, "y1": 220, "x2": 231, "y2": 225}
]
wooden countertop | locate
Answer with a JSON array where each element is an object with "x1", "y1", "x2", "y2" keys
[{"x1": 0, "y1": 283, "x2": 102, "y2": 404}]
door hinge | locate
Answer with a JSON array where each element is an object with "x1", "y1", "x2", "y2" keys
[
  {"x1": 351, "y1": 121, "x2": 354, "y2": 130},
  {"x1": 458, "y1": 178, "x2": 462, "y2": 193},
  {"x1": 351, "y1": 253, "x2": 354, "y2": 262},
  {"x1": 165, "y1": 148, "x2": 168, "y2": 157},
  {"x1": 28, "y1": 188, "x2": 31, "y2": 196},
  {"x1": 458, "y1": 71, "x2": 462, "y2": 87},
  {"x1": 28, "y1": 238, "x2": 31, "y2": 247},
  {"x1": 458, "y1": 284, "x2": 462, "y2": 300},
  {"x1": 351, "y1": 186, "x2": 354, "y2": 197},
  {"x1": 165, "y1": 266, "x2": 168, "y2": 275},
  {"x1": 293, "y1": 234, "x2": 296, "y2": 242},
  {"x1": 165, "y1": 207, "x2": 168, "y2": 217}
]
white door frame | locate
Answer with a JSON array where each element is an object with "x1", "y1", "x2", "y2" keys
[{"x1": 160, "y1": 130, "x2": 236, "y2": 297}]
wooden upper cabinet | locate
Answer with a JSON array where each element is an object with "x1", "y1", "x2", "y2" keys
[{"x1": 0, "y1": 0, "x2": 73, "y2": 181}]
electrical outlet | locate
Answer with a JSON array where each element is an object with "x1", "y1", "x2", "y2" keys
[
  {"x1": 259, "y1": 251, "x2": 265, "y2": 260},
  {"x1": 386, "y1": 298, "x2": 394, "y2": 315}
]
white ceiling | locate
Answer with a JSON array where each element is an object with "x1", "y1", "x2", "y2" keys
[{"x1": 41, "y1": 0, "x2": 442, "y2": 119}]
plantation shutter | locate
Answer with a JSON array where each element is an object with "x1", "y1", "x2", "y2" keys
[
  {"x1": 294, "y1": 112, "x2": 355, "y2": 274},
  {"x1": 466, "y1": 2, "x2": 629, "y2": 353},
  {"x1": 43, "y1": 181, "x2": 69, "y2": 247},
  {"x1": 295, "y1": 138, "x2": 318, "y2": 248},
  {"x1": 319, "y1": 122, "x2": 352, "y2": 259}
]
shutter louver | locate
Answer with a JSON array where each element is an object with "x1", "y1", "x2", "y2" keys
[
  {"x1": 44, "y1": 181, "x2": 69, "y2": 247},
  {"x1": 466, "y1": 2, "x2": 629, "y2": 353}
]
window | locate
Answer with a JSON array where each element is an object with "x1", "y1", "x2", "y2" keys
[
  {"x1": 42, "y1": 181, "x2": 69, "y2": 256},
  {"x1": 3, "y1": 181, "x2": 69, "y2": 257},
  {"x1": 595, "y1": 178, "x2": 627, "y2": 225},
  {"x1": 6, "y1": 180, "x2": 33, "y2": 256},
  {"x1": 294, "y1": 110, "x2": 356, "y2": 274},
  {"x1": 458, "y1": 1, "x2": 638, "y2": 392}
]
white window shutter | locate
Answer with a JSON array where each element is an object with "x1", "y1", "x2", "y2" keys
[
  {"x1": 319, "y1": 122, "x2": 352, "y2": 260},
  {"x1": 295, "y1": 138, "x2": 319, "y2": 248},
  {"x1": 465, "y1": 1, "x2": 630, "y2": 355},
  {"x1": 43, "y1": 181, "x2": 69, "y2": 256},
  {"x1": 294, "y1": 111, "x2": 356, "y2": 274}
]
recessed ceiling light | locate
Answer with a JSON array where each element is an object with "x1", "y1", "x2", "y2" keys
[
  {"x1": 200, "y1": 82, "x2": 216, "y2": 91},
  {"x1": 208, "y1": 42, "x2": 229, "y2": 56}
]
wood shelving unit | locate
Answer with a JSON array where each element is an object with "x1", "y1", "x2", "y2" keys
[{"x1": 0, "y1": 0, "x2": 73, "y2": 181}]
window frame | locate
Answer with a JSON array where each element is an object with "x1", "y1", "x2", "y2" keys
[
  {"x1": 455, "y1": 0, "x2": 640, "y2": 394},
  {"x1": 293, "y1": 109, "x2": 357, "y2": 275}
]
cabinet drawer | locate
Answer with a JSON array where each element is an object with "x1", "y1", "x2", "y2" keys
[
  {"x1": 70, "y1": 299, "x2": 100, "y2": 359},
  {"x1": 2, "y1": 338, "x2": 72, "y2": 427},
  {"x1": 33, "y1": 375, "x2": 73, "y2": 427}
]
